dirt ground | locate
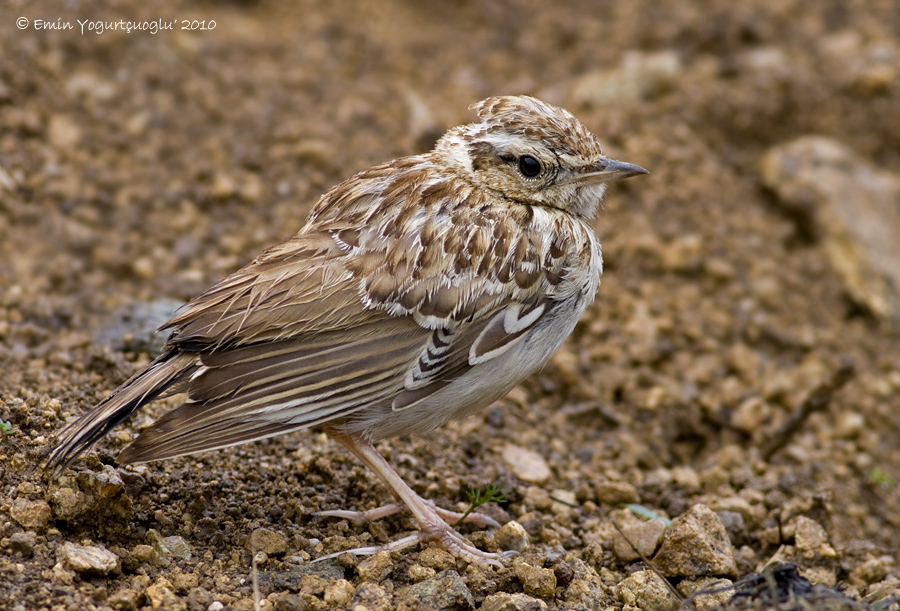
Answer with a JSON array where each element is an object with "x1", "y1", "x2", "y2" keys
[{"x1": 2, "y1": 0, "x2": 900, "y2": 609}]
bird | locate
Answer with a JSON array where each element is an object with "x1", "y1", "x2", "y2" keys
[{"x1": 43, "y1": 95, "x2": 648, "y2": 567}]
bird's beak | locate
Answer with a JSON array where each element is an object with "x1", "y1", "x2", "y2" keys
[{"x1": 575, "y1": 158, "x2": 649, "y2": 185}]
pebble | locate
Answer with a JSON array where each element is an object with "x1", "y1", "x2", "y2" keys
[
  {"x1": 323, "y1": 578, "x2": 356, "y2": 606},
  {"x1": 395, "y1": 570, "x2": 474, "y2": 611},
  {"x1": 514, "y1": 562, "x2": 557, "y2": 599},
  {"x1": 408, "y1": 564, "x2": 436, "y2": 582},
  {"x1": 594, "y1": 480, "x2": 639, "y2": 505},
  {"x1": 502, "y1": 444, "x2": 551, "y2": 483},
  {"x1": 246, "y1": 527, "x2": 289, "y2": 556},
  {"x1": 48, "y1": 465, "x2": 133, "y2": 525},
  {"x1": 350, "y1": 582, "x2": 393, "y2": 611},
  {"x1": 62, "y1": 541, "x2": 119, "y2": 575},
  {"x1": 614, "y1": 569, "x2": 678, "y2": 610},
  {"x1": 7, "y1": 532, "x2": 35, "y2": 557},
  {"x1": 146, "y1": 577, "x2": 184, "y2": 611},
  {"x1": 357, "y1": 550, "x2": 393, "y2": 582},
  {"x1": 792, "y1": 516, "x2": 836, "y2": 558},
  {"x1": 761, "y1": 136, "x2": 900, "y2": 322},
  {"x1": 495, "y1": 520, "x2": 529, "y2": 553},
  {"x1": 480, "y1": 592, "x2": 548, "y2": 611},
  {"x1": 9, "y1": 498, "x2": 52, "y2": 530},
  {"x1": 653, "y1": 504, "x2": 737, "y2": 577},
  {"x1": 570, "y1": 50, "x2": 683, "y2": 107},
  {"x1": 612, "y1": 518, "x2": 667, "y2": 561},
  {"x1": 677, "y1": 577, "x2": 734, "y2": 610}
]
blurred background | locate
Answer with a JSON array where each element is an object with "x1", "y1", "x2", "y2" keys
[{"x1": 1, "y1": 0, "x2": 900, "y2": 608}]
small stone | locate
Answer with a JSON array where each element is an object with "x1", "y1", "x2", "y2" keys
[
  {"x1": 480, "y1": 592, "x2": 549, "y2": 611},
  {"x1": 8, "y1": 532, "x2": 35, "y2": 557},
  {"x1": 417, "y1": 546, "x2": 456, "y2": 571},
  {"x1": 173, "y1": 572, "x2": 200, "y2": 594},
  {"x1": 594, "y1": 480, "x2": 639, "y2": 505},
  {"x1": 350, "y1": 582, "x2": 393, "y2": 611},
  {"x1": 792, "y1": 516, "x2": 833, "y2": 558},
  {"x1": 246, "y1": 527, "x2": 288, "y2": 556},
  {"x1": 323, "y1": 579, "x2": 355, "y2": 606},
  {"x1": 9, "y1": 498, "x2": 52, "y2": 530},
  {"x1": 612, "y1": 518, "x2": 667, "y2": 561},
  {"x1": 49, "y1": 465, "x2": 133, "y2": 526},
  {"x1": 146, "y1": 578, "x2": 184, "y2": 611},
  {"x1": 48, "y1": 114, "x2": 82, "y2": 149},
  {"x1": 653, "y1": 504, "x2": 737, "y2": 577},
  {"x1": 502, "y1": 444, "x2": 551, "y2": 483},
  {"x1": 408, "y1": 564, "x2": 436, "y2": 582},
  {"x1": 761, "y1": 136, "x2": 900, "y2": 322},
  {"x1": 357, "y1": 550, "x2": 393, "y2": 582},
  {"x1": 799, "y1": 565, "x2": 837, "y2": 588},
  {"x1": 147, "y1": 529, "x2": 192, "y2": 560},
  {"x1": 495, "y1": 521, "x2": 529, "y2": 553},
  {"x1": 570, "y1": 50, "x2": 682, "y2": 107},
  {"x1": 677, "y1": 577, "x2": 734, "y2": 610},
  {"x1": 514, "y1": 562, "x2": 557, "y2": 599},
  {"x1": 396, "y1": 570, "x2": 474, "y2": 611},
  {"x1": 62, "y1": 542, "x2": 119, "y2": 575},
  {"x1": 614, "y1": 569, "x2": 678, "y2": 610},
  {"x1": 849, "y1": 556, "x2": 895, "y2": 588},
  {"x1": 132, "y1": 544, "x2": 159, "y2": 565},
  {"x1": 108, "y1": 587, "x2": 144, "y2": 611}
]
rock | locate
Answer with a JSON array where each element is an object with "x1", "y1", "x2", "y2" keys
[
  {"x1": 514, "y1": 562, "x2": 557, "y2": 599},
  {"x1": 62, "y1": 542, "x2": 119, "y2": 575},
  {"x1": 612, "y1": 518, "x2": 667, "y2": 561},
  {"x1": 357, "y1": 550, "x2": 393, "y2": 582},
  {"x1": 594, "y1": 480, "x2": 639, "y2": 505},
  {"x1": 614, "y1": 569, "x2": 678, "y2": 610},
  {"x1": 246, "y1": 527, "x2": 289, "y2": 556},
  {"x1": 849, "y1": 555, "x2": 895, "y2": 587},
  {"x1": 48, "y1": 465, "x2": 133, "y2": 527},
  {"x1": 350, "y1": 582, "x2": 393, "y2": 611},
  {"x1": 92, "y1": 299, "x2": 181, "y2": 357},
  {"x1": 653, "y1": 504, "x2": 737, "y2": 577},
  {"x1": 792, "y1": 516, "x2": 835, "y2": 558},
  {"x1": 495, "y1": 520, "x2": 529, "y2": 553},
  {"x1": 108, "y1": 587, "x2": 144, "y2": 611},
  {"x1": 570, "y1": 50, "x2": 682, "y2": 107},
  {"x1": 396, "y1": 570, "x2": 474, "y2": 611},
  {"x1": 146, "y1": 577, "x2": 184, "y2": 611},
  {"x1": 7, "y1": 532, "x2": 35, "y2": 557},
  {"x1": 9, "y1": 498, "x2": 52, "y2": 529},
  {"x1": 677, "y1": 577, "x2": 734, "y2": 610},
  {"x1": 147, "y1": 529, "x2": 193, "y2": 560},
  {"x1": 417, "y1": 547, "x2": 457, "y2": 571},
  {"x1": 502, "y1": 444, "x2": 551, "y2": 483},
  {"x1": 408, "y1": 564, "x2": 436, "y2": 582},
  {"x1": 132, "y1": 544, "x2": 159, "y2": 565},
  {"x1": 761, "y1": 136, "x2": 900, "y2": 322},
  {"x1": 480, "y1": 592, "x2": 548, "y2": 611},
  {"x1": 323, "y1": 579, "x2": 355, "y2": 606}
]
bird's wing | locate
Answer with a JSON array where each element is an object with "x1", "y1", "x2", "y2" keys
[{"x1": 55, "y1": 163, "x2": 598, "y2": 466}]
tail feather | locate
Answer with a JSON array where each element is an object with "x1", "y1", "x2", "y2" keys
[{"x1": 42, "y1": 350, "x2": 198, "y2": 475}]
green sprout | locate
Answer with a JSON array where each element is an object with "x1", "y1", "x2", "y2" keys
[
  {"x1": 453, "y1": 484, "x2": 506, "y2": 528},
  {"x1": 0, "y1": 419, "x2": 16, "y2": 438}
]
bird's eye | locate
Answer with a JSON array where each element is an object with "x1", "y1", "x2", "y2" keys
[{"x1": 517, "y1": 156, "x2": 542, "y2": 178}]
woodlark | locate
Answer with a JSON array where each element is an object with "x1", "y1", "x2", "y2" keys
[{"x1": 45, "y1": 95, "x2": 647, "y2": 566}]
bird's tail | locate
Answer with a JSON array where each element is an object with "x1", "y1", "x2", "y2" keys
[{"x1": 42, "y1": 350, "x2": 198, "y2": 476}]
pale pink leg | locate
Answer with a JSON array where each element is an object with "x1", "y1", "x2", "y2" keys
[
  {"x1": 317, "y1": 499, "x2": 501, "y2": 528},
  {"x1": 316, "y1": 432, "x2": 508, "y2": 567}
]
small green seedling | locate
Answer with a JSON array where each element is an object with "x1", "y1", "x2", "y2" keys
[
  {"x1": 454, "y1": 484, "x2": 506, "y2": 528},
  {"x1": 0, "y1": 419, "x2": 16, "y2": 438}
]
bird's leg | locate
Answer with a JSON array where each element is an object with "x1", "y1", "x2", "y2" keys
[
  {"x1": 315, "y1": 431, "x2": 508, "y2": 567},
  {"x1": 317, "y1": 499, "x2": 501, "y2": 529}
]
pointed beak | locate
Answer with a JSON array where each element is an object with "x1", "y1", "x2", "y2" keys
[{"x1": 577, "y1": 158, "x2": 649, "y2": 184}]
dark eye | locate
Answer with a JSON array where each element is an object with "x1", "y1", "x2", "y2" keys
[{"x1": 517, "y1": 155, "x2": 542, "y2": 178}]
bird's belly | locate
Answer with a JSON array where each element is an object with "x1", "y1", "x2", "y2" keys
[{"x1": 347, "y1": 293, "x2": 590, "y2": 441}]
